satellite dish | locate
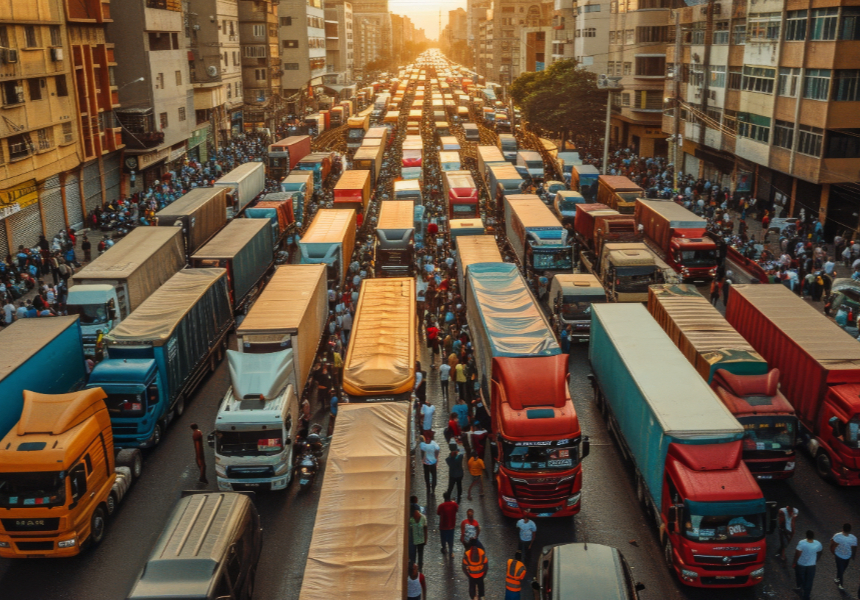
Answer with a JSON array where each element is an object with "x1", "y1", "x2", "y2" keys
[{"x1": 207, "y1": 65, "x2": 218, "y2": 77}]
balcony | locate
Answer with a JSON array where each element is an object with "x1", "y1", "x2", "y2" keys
[{"x1": 115, "y1": 108, "x2": 165, "y2": 149}]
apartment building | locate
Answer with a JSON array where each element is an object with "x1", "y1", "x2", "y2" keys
[
  {"x1": 665, "y1": 0, "x2": 860, "y2": 237},
  {"x1": 351, "y1": 0, "x2": 389, "y2": 75},
  {"x1": 571, "y1": 0, "x2": 610, "y2": 74},
  {"x1": 477, "y1": 7, "x2": 494, "y2": 79},
  {"x1": 484, "y1": 0, "x2": 552, "y2": 83},
  {"x1": 468, "y1": 0, "x2": 491, "y2": 69},
  {"x1": 110, "y1": 0, "x2": 194, "y2": 191},
  {"x1": 607, "y1": 0, "x2": 680, "y2": 157},
  {"x1": 279, "y1": 0, "x2": 326, "y2": 95},
  {"x1": 186, "y1": 0, "x2": 244, "y2": 156},
  {"x1": 518, "y1": 28, "x2": 552, "y2": 74},
  {"x1": 325, "y1": 0, "x2": 353, "y2": 84},
  {"x1": 239, "y1": 0, "x2": 282, "y2": 130},
  {"x1": 551, "y1": 0, "x2": 576, "y2": 64}
]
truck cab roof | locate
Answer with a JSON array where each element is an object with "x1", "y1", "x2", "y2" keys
[
  {"x1": 666, "y1": 442, "x2": 763, "y2": 503},
  {"x1": 88, "y1": 358, "x2": 157, "y2": 386},
  {"x1": 217, "y1": 350, "x2": 295, "y2": 429},
  {"x1": 604, "y1": 243, "x2": 655, "y2": 266}
]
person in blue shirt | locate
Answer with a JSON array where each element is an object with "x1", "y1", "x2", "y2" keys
[
  {"x1": 327, "y1": 394, "x2": 338, "y2": 437},
  {"x1": 560, "y1": 326, "x2": 570, "y2": 354}
]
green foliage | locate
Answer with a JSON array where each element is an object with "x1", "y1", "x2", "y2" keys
[{"x1": 510, "y1": 60, "x2": 607, "y2": 142}]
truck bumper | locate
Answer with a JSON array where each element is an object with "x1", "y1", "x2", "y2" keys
[
  {"x1": 217, "y1": 475, "x2": 290, "y2": 492},
  {"x1": 0, "y1": 533, "x2": 84, "y2": 558},
  {"x1": 671, "y1": 552, "x2": 764, "y2": 587},
  {"x1": 498, "y1": 492, "x2": 582, "y2": 518}
]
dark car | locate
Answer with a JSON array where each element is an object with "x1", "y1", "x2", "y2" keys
[{"x1": 533, "y1": 543, "x2": 644, "y2": 600}]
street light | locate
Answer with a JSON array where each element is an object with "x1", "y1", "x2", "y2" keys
[
  {"x1": 597, "y1": 75, "x2": 622, "y2": 175},
  {"x1": 119, "y1": 77, "x2": 145, "y2": 90}
]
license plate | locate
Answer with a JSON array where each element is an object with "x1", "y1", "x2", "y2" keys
[
  {"x1": 716, "y1": 576, "x2": 735, "y2": 580},
  {"x1": 538, "y1": 512, "x2": 553, "y2": 517},
  {"x1": 578, "y1": 338, "x2": 588, "y2": 343},
  {"x1": 300, "y1": 479, "x2": 310, "y2": 484},
  {"x1": 757, "y1": 475, "x2": 773, "y2": 479},
  {"x1": 243, "y1": 483, "x2": 260, "y2": 487}
]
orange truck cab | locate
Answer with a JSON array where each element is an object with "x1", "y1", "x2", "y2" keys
[{"x1": 0, "y1": 389, "x2": 142, "y2": 558}]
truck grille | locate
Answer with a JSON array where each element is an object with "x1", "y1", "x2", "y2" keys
[
  {"x1": 2, "y1": 518, "x2": 60, "y2": 532},
  {"x1": 694, "y1": 554, "x2": 758, "y2": 568},
  {"x1": 510, "y1": 477, "x2": 573, "y2": 504},
  {"x1": 15, "y1": 541, "x2": 54, "y2": 551},
  {"x1": 226, "y1": 465, "x2": 275, "y2": 479},
  {"x1": 746, "y1": 461, "x2": 786, "y2": 473},
  {"x1": 700, "y1": 576, "x2": 749, "y2": 585},
  {"x1": 112, "y1": 426, "x2": 139, "y2": 436}
]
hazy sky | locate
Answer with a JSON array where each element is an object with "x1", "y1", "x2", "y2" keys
[{"x1": 389, "y1": 0, "x2": 466, "y2": 41}]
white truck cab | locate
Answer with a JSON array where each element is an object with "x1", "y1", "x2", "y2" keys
[
  {"x1": 212, "y1": 349, "x2": 299, "y2": 492},
  {"x1": 67, "y1": 284, "x2": 121, "y2": 356}
]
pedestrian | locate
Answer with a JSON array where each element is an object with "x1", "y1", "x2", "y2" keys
[
  {"x1": 316, "y1": 364, "x2": 332, "y2": 410},
  {"x1": 190, "y1": 423, "x2": 208, "y2": 484},
  {"x1": 830, "y1": 523, "x2": 857, "y2": 591},
  {"x1": 777, "y1": 504, "x2": 799, "y2": 560},
  {"x1": 419, "y1": 431, "x2": 440, "y2": 495},
  {"x1": 81, "y1": 235, "x2": 91, "y2": 263},
  {"x1": 467, "y1": 451, "x2": 485, "y2": 500},
  {"x1": 460, "y1": 508, "x2": 481, "y2": 549},
  {"x1": 327, "y1": 394, "x2": 338, "y2": 437},
  {"x1": 505, "y1": 551, "x2": 527, "y2": 600},
  {"x1": 446, "y1": 411, "x2": 461, "y2": 443},
  {"x1": 453, "y1": 397, "x2": 469, "y2": 431},
  {"x1": 793, "y1": 530, "x2": 823, "y2": 600},
  {"x1": 420, "y1": 398, "x2": 435, "y2": 442},
  {"x1": 409, "y1": 507, "x2": 428, "y2": 571},
  {"x1": 455, "y1": 360, "x2": 468, "y2": 400},
  {"x1": 406, "y1": 562, "x2": 426, "y2": 600},
  {"x1": 437, "y1": 491, "x2": 459, "y2": 555},
  {"x1": 516, "y1": 515, "x2": 537, "y2": 560},
  {"x1": 446, "y1": 446, "x2": 464, "y2": 503},
  {"x1": 462, "y1": 540, "x2": 488, "y2": 600},
  {"x1": 709, "y1": 277, "x2": 722, "y2": 306},
  {"x1": 439, "y1": 360, "x2": 451, "y2": 403}
]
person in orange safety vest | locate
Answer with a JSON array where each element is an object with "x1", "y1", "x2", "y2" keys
[
  {"x1": 462, "y1": 540, "x2": 489, "y2": 600},
  {"x1": 505, "y1": 550, "x2": 527, "y2": 600}
]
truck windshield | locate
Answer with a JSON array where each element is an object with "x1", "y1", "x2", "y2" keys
[
  {"x1": 0, "y1": 472, "x2": 66, "y2": 507},
  {"x1": 741, "y1": 416, "x2": 797, "y2": 453},
  {"x1": 684, "y1": 509, "x2": 765, "y2": 543},
  {"x1": 838, "y1": 416, "x2": 860, "y2": 449},
  {"x1": 104, "y1": 389, "x2": 148, "y2": 419},
  {"x1": 67, "y1": 303, "x2": 110, "y2": 325},
  {"x1": 557, "y1": 200, "x2": 580, "y2": 214},
  {"x1": 615, "y1": 267, "x2": 655, "y2": 293},
  {"x1": 561, "y1": 296, "x2": 605, "y2": 320},
  {"x1": 502, "y1": 441, "x2": 579, "y2": 471},
  {"x1": 533, "y1": 250, "x2": 572, "y2": 271},
  {"x1": 216, "y1": 431, "x2": 285, "y2": 457},
  {"x1": 347, "y1": 129, "x2": 365, "y2": 140},
  {"x1": 680, "y1": 249, "x2": 717, "y2": 267}
]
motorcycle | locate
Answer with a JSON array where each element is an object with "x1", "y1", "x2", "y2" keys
[{"x1": 297, "y1": 451, "x2": 318, "y2": 491}]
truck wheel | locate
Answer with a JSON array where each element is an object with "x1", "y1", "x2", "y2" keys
[
  {"x1": 636, "y1": 475, "x2": 646, "y2": 504},
  {"x1": 116, "y1": 449, "x2": 143, "y2": 480},
  {"x1": 174, "y1": 395, "x2": 185, "y2": 417},
  {"x1": 89, "y1": 506, "x2": 107, "y2": 547},
  {"x1": 151, "y1": 423, "x2": 163, "y2": 447},
  {"x1": 815, "y1": 451, "x2": 833, "y2": 480},
  {"x1": 664, "y1": 539, "x2": 674, "y2": 571},
  {"x1": 106, "y1": 492, "x2": 118, "y2": 517}
]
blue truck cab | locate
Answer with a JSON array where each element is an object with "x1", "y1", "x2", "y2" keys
[{"x1": 87, "y1": 358, "x2": 163, "y2": 447}]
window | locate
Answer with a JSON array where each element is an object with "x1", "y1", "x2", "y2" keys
[
  {"x1": 69, "y1": 464, "x2": 87, "y2": 501},
  {"x1": 705, "y1": 105, "x2": 722, "y2": 123},
  {"x1": 583, "y1": 28, "x2": 596, "y2": 38},
  {"x1": 52, "y1": 75, "x2": 68, "y2": 97},
  {"x1": 724, "y1": 109, "x2": 738, "y2": 133},
  {"x1": 778, "y1": 67, "x2": 801, "y2": 97},
  {"x1": 246, "y1": 45, "x2": 268, "y2": 57},
  {"x1": 280, "y1": 16, "x2": 292, "y2": 26},
  {"x1": 283, "y1": 62, "x2": 300, "y2": 70},
  {"x1": 50, "y1": 25, "x2": 61, "y2": 47},
  {"x1": 607, "y1": 61, "x2": 615, "y2": 75},
  {"x1": 709, "y1": 65, "x2": 726, "y2": 88},
  {"x1": 609, "y1": 31, "x2": 616, "y2": 44},
  {"x1": 109, "y1": 66, "x2": 116, "y2": 87},
  {"x1": 841, "y1": 8, "x2": 860, "y2": 40},
  {"x1": 621, "y1": 92, "x2": 630, "y2": 106},
  {"x1": 148, "y1": 32, "x2": 172, "y2": 51},
  {"x1": 804, "y1": 69, "x2": 831, "y2": 100},
  {"x1": 62, "y1": 122, "x2": 72, "y2": 144},
  {"x1": 742, "y1": 65, "x2": 776, "y2": 94},
  {"x1": 233, "y1": 52, "x2": 238, "y2": 65},
  {"x1": 635, "y1": 56, "x2": 665, "y2": 77},
  {"x1": 785, "y1": 10, "x2": 807, "y2": 41},
  {"x1": 623, "y1": 62, "x2": 631, "y2": 75},
  {"x1": 728, "y1": 68, "x2": 742, "y2": 90},
  {"x1": 283, "y1": 39, "x2": 299, "y2": 48},
  {"x1": 253, "y1": 24, "x2": 265, "y2": 37},
  {"x1": 690, "y1": 64, "x2": 705, "y2": 87},
  {"x1": 811, "y1": 8, "x2": 838, "y2": 40},
  {"x1": 24, "y1": 25, "x2": 37, "y2": 48},
  {"x1": 797, "y1": 124, "x2": 823, "y2": 156},
  {"x1": 625, "y1": 29, "x2": 634, "y2": 44},
  {"x1": 0, "y1": 25, "x2": 8, "y2": 48},
  {"x1": 738, "y1": 112, "x2": 771, "y2": 143},
  {"x1": 713, "y1": 21, "x2": 729, "y2": 44},
  {"x1": 638, "y1": 26, "x2": 669, "y2": 43},
  {"x1": 747, "y1": 13, "x2": 780, "y2": 41},
  {"x1": 826, "y1": 129, "x2": 860, "y2": 158},
  {"x1": 83, "y1": 454, "x2": 93, "y2": 474},
  {"x1": 773, "y1": 119, "x2": 794, "y2": 149},
  {"x1": 689, "y1": 22, "x2": 706, "y2": 45},
  {"x1": 732, "y1": 23, "x2": 746, "y2": 45},
  {"x1": 634, "y1": 90, "x2": 663, "y2": 110},
  {"x1": 28, "y1": 78, "x2": 43, "y2": 101},
  {"x1": 159, "y1": 112, "x2": 168, "y2": 129},
  {"x1": 156, "y1": 72, "x2": 164, "y2": 89},
  {"x1": 581, "y1": 4, "x2": 600, "y2": 12},
  {"x1": 834, "y1": 70, "x2": 860, "y2": 102},
  {"x1": 255, "y1": 68, "x2": 267, "y2": 80},
  {"x1": 7, "y1": 133, "x2": 33, "y2": 160},
  {"x1": 178, "y1": 107, "x2": 186, "y2": 121},
  {"x1": 227, "y1": 84, "x2": 232, "y2": 99}
]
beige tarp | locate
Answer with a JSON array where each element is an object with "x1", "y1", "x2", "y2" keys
[
  {"x1": 377, "y1": 201, "x2": 413, "y2": 230},
  {"x1": 106, "y1": 269, "x2": 226, "y2": 345},
  {"x1": 71, "y1": 227, "x2": 185, "y2": 313},
  {"x1": 299, "y1": 402, "x2": 410, "y2": 600},
  {"x1": 192, "y1": 219, "x2": 269, "y2": 260},
  {"x1": 456, "y1": 235, "x2": 504, "y2": 298},
  {"x1": 0, "y1": 317, "x2": 79, "y2": 381},
  {"x1": 343, "y1": 278, "x2": 416, "y2": 396},
  {"x1": 156, "y1": 187, "x2": 227, "y2": 254},
  {"x1": 237, "y1": 265, "x2": 327, "y2": 390},
  {"x1": 506, "y1": 195, "x2": 563, "y2": 229}
]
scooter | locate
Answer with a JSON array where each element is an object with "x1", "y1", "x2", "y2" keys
[{"x1": 297, "y1": 451, "x2": 318, "y2": 491}]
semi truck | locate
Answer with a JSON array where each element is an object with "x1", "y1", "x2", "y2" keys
[
  {"x1": 589, "y1": 303, "x2": 775, "y2": 588},
  {"x1": 546, "y1": 273, "x2": 606, "y2": 341},
  {"x1": 394, "y1": 179, "x2": 422, "y2": 204},
  {"x1": 455, "y1": 234, "x2": 503, "y2": 300},
  {"x1": 570, "y1": 164, "x2": 599, "y2": 200},
  {"x1": 346, "y1": 114, "x2": 370, "y2": 150},
  {"x1": 211, "y1": 349, "x2": 300, "y2": 491},
  {"x1": 449, "y1": 219, "x2": 485, "y2": 248},
  {"x1": 155, "y1": 187, "x2": 228, "y2": 255},
  {"x1": 296, "y1": 153, "x2": 333, "y2": 192},
  {"x1": 87, "y1": 269, "x2": 234, "y2": 448},
  {"x1": 648, "y1": 284, "x2": 797, "y2": 479},
  {"x1": 267, "y1": 135, "x2": 312, "y2": 180},
  {"x1": 488, "y1": 164, "x2": 524, "y2": 215},
  {"x1": 477, "y1": 145, "x2": 506, "y2": 187},
  {"x1": 244, "y1": 194, "x2": 296, "y2": 249},
  {"x1": 68, "y1": 227, "x2": 185, "y2": 356},
  {"x1": 635, "y1": 199, "x2": 718, "y2": 281},
  {"x1": 443, "y1": 171, "x2": 479, "y2": 219},
  {"x1": 466, "y1": 262, "x2": 587, "y2": 518},
  {"x1": 504, "y1": 194, "x2": 572, "y2": 276},
  {"x1": 551, "y1": 190, "x2": 586, "y2": 227},
  {"x1": 214, "y1": 162, "x2": 266, "y2": 219},
  {"x1": 190, "y1": 218, "x2": 275, "y2": 313},
  {"x1": 374, "y1": 201, "x2": 415, "y2": 278},
  {"x1": 517, "y1": 151, "x2": 545, "y2": 183},
  {"x1": 352, "y1": 143, "x2": 384, "y2": 187},
  {"x1": 333, "y1": 170, "x2": 371, "y2": 218},
  {"x1": 596, "y1": 175, "x2": 643, "y2": 214},
  {"x1": 281, "y1": 171, "x2": 313, "y2": 223},
  {"x1": 0, "y1": 317, "x2": 87, "y2": 439},
  {"x1": 0, "y1": 388, "x2": 143, "y2": 558},
  {"x1": 298, "y1": 209, "x2": 357, "y2": 289},
  {"x1": 498, "y1": 133, "x2": 518, "y2": 163},
  {"x1": 725, "y1": 284, "x2": 860, "y2": 485},
  {"x1": 439, "y1": 151, "x2": 461, "y2": 172}
]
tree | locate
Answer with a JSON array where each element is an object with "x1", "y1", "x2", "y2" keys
[{"x1": 510, "y1": 60, "x2": 607, "y2": 147}]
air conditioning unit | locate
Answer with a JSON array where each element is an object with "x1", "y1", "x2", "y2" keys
[
  {"x1": 51, "y1": 47, "x2": 63, "y2": 62},
  {"x1": 207, "y1": 65, "x2": 219, "y2": 77},
  {"x1": 7, "y1": 48, "x2": 18, "y2": 63}
]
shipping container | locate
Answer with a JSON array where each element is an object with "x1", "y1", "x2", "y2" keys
[
  {"x1": 298, "y1": 209, "x2": 357, "y2": 289},
  {"x1": 214, "y1": 162, "x2": 266, "y2": 218},
  {"x1": 156, "y1": 187, "x2": 228, "y2": 255}
]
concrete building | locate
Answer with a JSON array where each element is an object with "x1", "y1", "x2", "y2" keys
[
  {"x1": 449, "y1": 7, "x2": 468, "y2": 42},
  {"x1": 664, "y1": 0, "x2": 860, "y2": 237},
  {"x1": 550, "y1": 0, "x2": 575, "y2": 65},
  {"x1": 477, "y1": 7, "x2": 493, "y2": 79},
  {"x1": 238, "y1": 0, "x2": 282, "y2": 130},
  {"x1": 351, "y1": 0, "x2": 389, "y2": 77},
  {"x1": 518, "y1": 27, "x2": 552, "y2": 75},
  {"x1": 483, "y1": 0, "x2": 552, "y2": 83},
  {"x1": 278, "y1": 0, "x2": 326, "y2": 96},
  {"x1": 607, "y1": 0, "x2": 678, "y2": 157},
  {"x1": 325, "y1": 0, "x2": 353, "y2": 84},
  {"x1": 572, "y1": 0, "x2": 609, "y2": 75},
  {"x1": 468, "y1": 0, "x2": 491, "y2": 68},
  {"x1": 186, "y1": 0, "x2": 244, "y2": 156}
]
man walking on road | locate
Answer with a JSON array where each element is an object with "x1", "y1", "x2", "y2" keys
[
  {"x1": 830, "y1": 523, "x2": 857, "y2": 590},
  {"x1": 437, "y1": 491, "x2": 459, "y2": 555},
  {"x1": 467, "y1": 452, "x2": 485, "y2": 500},
  {"x1": 419, "y1": 432, "x2": 440, "y2": 494},
  {"x1": 407, "y1": 562, "x2": 426, "y2": 600},
  {"x1": 793, "y1": 530, "x2": 823, "y2": 600},
  {"x1": 439, "y1": 360, "x2": 451, "y2": 403},
  {"x1": 409, "y1": 507, "x2": 428, "y2": 571},
  {"x1": 462, "y1": 540, "x2": 488, "y2": 600},
  {"x1": 190, "y1": 423, "x2": 208, "y2": 484},
  {"x1": 505, "y1": 551, "x2": 527, "y2": 600},
  {"x1": 777, "y1": 504, "x2": 799, "y2": 560},
  {"x1": 516, "y1": 515, "x2": 537, "y2": 560},
  {"x1": 445, "y1": 446, "x2": 464, "y2": 502},
  {"x1": 461, "y1": 508, "x2": 482, "y2": 549},
  {"x1": 420, "y1": 398, "x2": 435, "y2": 442}
]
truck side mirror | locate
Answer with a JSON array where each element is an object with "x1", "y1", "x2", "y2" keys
[
  {"x1": 207, "y1": 431, "x2": 215, "y2": 449},
  {"x1": 766, "y1": 500, "x2": 778, "y2": 534},
  {"x1": 531, "y1": 580, "x2": 540, "y2": 591},
  {"x1": 829, "y1": 415, "x2": 841, "y2": 435},
  {"x1": 581, "y1": 437, "x2": 590, "y2": 460},
  {"x1": 635, "y1": 582, "x2": 646, "y2": 592},
  {"x1": 667, "y1": 505, "x2": 680, "y2": 533}
]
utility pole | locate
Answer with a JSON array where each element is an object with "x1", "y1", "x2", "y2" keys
[{"x1": 672, "y1": 10, "x2": 681, "y2": 193}]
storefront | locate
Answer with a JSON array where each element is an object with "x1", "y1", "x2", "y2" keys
[
  {"x1": 126, "y1": 147, "x2": 170, "y2": 193},
  {"x1": 231, "y1": 110, "x2": 243, "y2": 137}
]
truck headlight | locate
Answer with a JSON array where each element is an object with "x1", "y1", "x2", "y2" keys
[
  {"x1": 502, "y1": 495, "x2": 519, "y2": 508},
  {"x1": 215, "y1": 464, "x2": 227, "y2": 477},
  {"x1": 785, "y1": 462, "x2": 795, "y2": 471},
  {"x1": 58, "y1": 538, "x2": 76, "y2": 548},
  {"x1": 218, "y1": 480, "x2": 232, "y2": 491},
  {"x1": 274, "y1": 462, "x2": 291, "y2": 476},
  {"x1": 680, "y1": 569, "x2": 698, "y2": 581},
  {"x1": 566, "y1": 493, "x2": 581, "y2": 506},
  {"x1": 0, "y1": 541, "x2": 9, "y2": 548},
  {"x1": 750, "y1": 568, "x2": 764, "y2": 579}
]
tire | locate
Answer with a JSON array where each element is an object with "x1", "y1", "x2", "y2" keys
[
  {"x1": 636, "y1": 475, "x2": 646, "y2": 504},
  {"x1": 174, "y1": 395, "x2": 185, "y2": 417},
  {"x1": 89, "y1": 506, "x2": 107, "y2": 547},
  {"x1": 105, "y1": 492, "x2": 118, "y2": 517},
  {"x1": 116, "y1": 449, "x2": 143, "y2": 479},
  {"x1": 245, "y1": 567, "x2": 256, "y2": 600},
  {"x1": 816, "y1": 451, "x2": 833, "y2": 480},
  {"x1": 664, "y1": 539, "x2": 674, "y2": 571},
  {"x1": 151, "y1": 422, "x2": 163, "y2": 447}
]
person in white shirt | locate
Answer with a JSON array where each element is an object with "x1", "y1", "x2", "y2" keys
[
  {"x1": 3, "y1": 301, "x2": 14, "y2": 326},
  {"x1": 793, "y1": 530, "x2": 823, "y2": 600},
  {"x1": 830, "y1": 523, "x2": 858, "y2": 590},
  {"x1": 418, "y1": 432, "x2": 440, "y2": 495},
  {"x1": 420, "y1": 399, "x2": 435, "y2": 440},
  {"x1": 516, "y1": 516, "x2": 537, "y2": 559},
  {"x1": 777, "y1": 504, "x2": 799, "y2": 560},
  {"x1": 438, "y1": 363, "x2": 451, "y2": 402}
]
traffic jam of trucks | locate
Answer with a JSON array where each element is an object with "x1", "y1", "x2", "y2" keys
[{"x1": 4, "y1": 52, "x2": 858, "y2": 600}]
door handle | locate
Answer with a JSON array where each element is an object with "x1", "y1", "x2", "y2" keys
[{"x1": 90, "y1": 492, "x2": 95, "y2": 498}]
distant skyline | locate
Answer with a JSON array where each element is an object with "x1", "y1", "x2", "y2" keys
[{"x1": 389, "y1": 0, "x2": 466, "y2": 41}]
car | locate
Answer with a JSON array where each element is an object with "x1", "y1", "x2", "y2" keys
[{"x1": 533, "y1": 543, "x2": 645, "y2": 600}]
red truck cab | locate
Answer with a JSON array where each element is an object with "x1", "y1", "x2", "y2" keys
[
  {"x1": 662, "y1": 441, "x2": 771, "y2": 587},
  {"x1": 491, "y1": 355, "x2": 589, "y2": 518},
  {"x1": 635, "y1": 199, "x2": 717, "y2": 281}
]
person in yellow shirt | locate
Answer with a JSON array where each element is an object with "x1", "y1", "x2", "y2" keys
[{"x1": 467, "y1": 452, "x2": 485, "y2": 500}]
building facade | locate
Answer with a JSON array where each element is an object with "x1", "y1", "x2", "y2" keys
[
  {"x1": 351, "y1": 0, "x2": 389, "y2": 76},
  {"x1": 279, "y1": 0, "x2": 326, "y2": 95},
  {"x1": 572, "y1": 0, "x2": 610, "y2": 75},
  {"x1": 238, "y1": 0, "x2": 282, "y2": 130},
  {"x1": 664, "y1": 0, "x2": 860, "y2": 236},
  {"x1": 325, "y1": 0, "x2": 353, "y2": 84}
]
